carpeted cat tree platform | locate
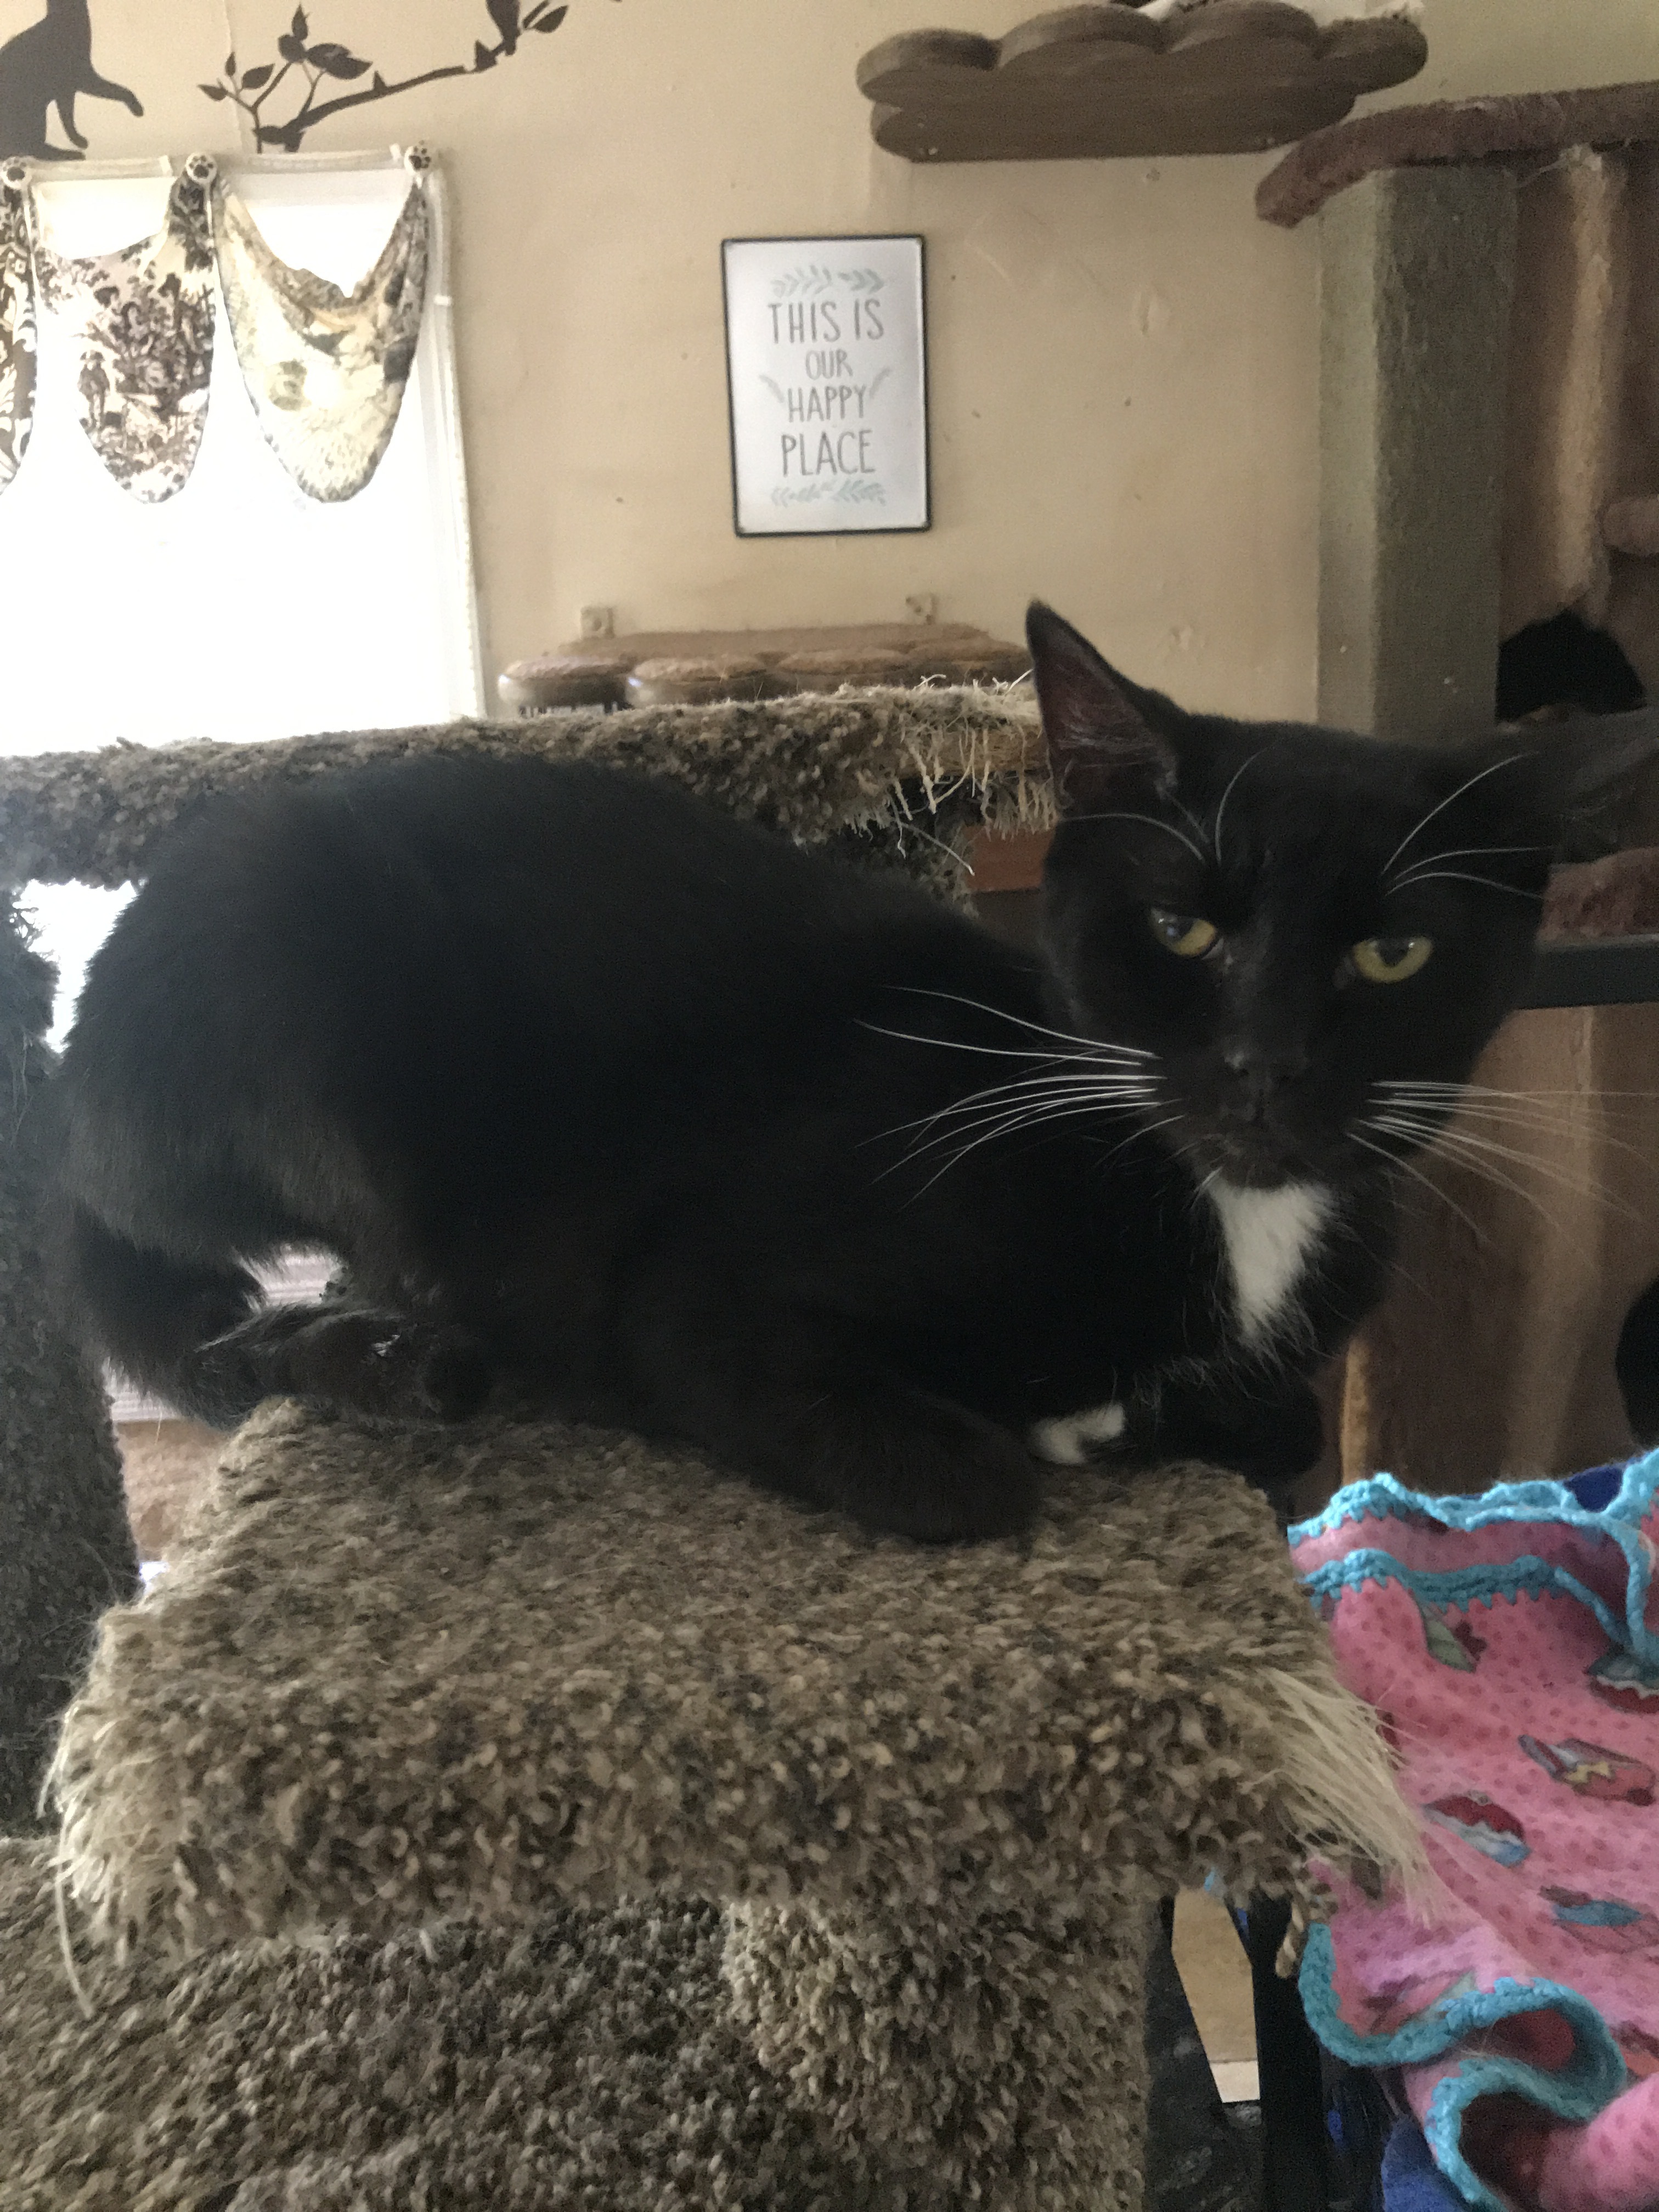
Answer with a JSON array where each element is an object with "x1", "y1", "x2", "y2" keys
[{"x1": 0, "y1": 691, "x2": 1419, "y2": 2210}]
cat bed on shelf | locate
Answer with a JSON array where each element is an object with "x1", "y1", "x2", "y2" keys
[
  {"x1": 496, "y1": 623, "x2": 1032, "y2": 714},
  {"x1": 855, "y1": 2, "x2": 1426, "y2": 165},
  {"x1": 7, "y1": 1402, "x2": 1418, "y2": 2210}
]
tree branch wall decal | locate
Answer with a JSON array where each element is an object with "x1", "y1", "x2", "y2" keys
[{"x1": 199, "y1": 1, "x2": 570, "y2": 152}]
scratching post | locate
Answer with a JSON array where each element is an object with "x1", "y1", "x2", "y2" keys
[
  {"x1": 724, "y1": 1892, "x2": 1159, "y2": 2205},
  {"x1": 1269, "y1": 81, "x2": 1659, "y2": 735},
  {"x1": 1267, "y1": 85, "x2": 1659, "y2": 1497},
  {"x1": 1317, "y1": 166, "x2": 1517, "y2": 741}
]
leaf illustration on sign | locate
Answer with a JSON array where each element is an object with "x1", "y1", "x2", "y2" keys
[
  {"x1": 771, "y1": 477, "x2": 888, "y2": 507},
  {"x1": 770, "y1": 264, "x2": 836, "y2": 300},
  {"x1": 198, "y1": 0, "x2": 574, "y2": 151}
]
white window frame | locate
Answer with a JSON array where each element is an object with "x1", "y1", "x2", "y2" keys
[
  {"x1": 2, "y1": 144, "x2": 484, "y2": 741},
  {"x1": 8, "y1": 147, "x2": 484, "y2": 1048}
]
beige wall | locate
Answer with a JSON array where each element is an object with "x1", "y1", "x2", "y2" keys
[{"x1": 18, "y1": 0, "x2": 1659, "y2": 715}]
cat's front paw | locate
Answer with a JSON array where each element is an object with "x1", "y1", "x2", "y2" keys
[
  {"x1": 1029, "y1": 1401, "x2": 1126, "y2": 1466},
  {"x1": 866, "y1": 1410, "x2": 1040, "y2": 1544},
  {"x1": 415, "y1": 1326, "x2": 494, "y2": 1421}
]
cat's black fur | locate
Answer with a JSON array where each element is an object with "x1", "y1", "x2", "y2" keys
[{"x1": 48, "y1": 607, "x2": 1654, "y2": 1539}]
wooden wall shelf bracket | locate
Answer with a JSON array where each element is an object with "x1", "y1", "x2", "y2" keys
[{"x1": 855, "y1": 3, "x2": 1426, "y2": 165}]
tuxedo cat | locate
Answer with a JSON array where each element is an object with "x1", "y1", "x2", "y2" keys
[
  {"x1": 49, "y1": 606, "x2": 1651, "y2": 1539},
  {"x1": 0, "y1": 0, "x2": 140, "y2": 162}
]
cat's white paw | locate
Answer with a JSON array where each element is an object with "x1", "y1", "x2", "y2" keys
[{"x1": 1028, "y1": 1401, "x2": 1126, "y2": 1466}]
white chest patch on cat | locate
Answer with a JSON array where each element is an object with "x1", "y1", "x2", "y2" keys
[
  {"x1": 1208, "y1": 1178, "x2": 1332, "y2": 1346},
  {"x1": 1029, "y1": 1401, "x2": 1126, "y2": 1466}
]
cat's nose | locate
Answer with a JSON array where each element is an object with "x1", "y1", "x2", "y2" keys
[{"x1": 1221, "y1": 1045, "x2": 1308, "y2": 1091}]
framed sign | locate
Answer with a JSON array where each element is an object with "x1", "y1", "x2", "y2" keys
[{"x1": 721, "y1": 234, "x2": 929, "y2": 537}]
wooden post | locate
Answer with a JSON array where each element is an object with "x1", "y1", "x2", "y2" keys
[{"x1": 1318, "y1": 167, "x2": 1518, "y2": 741}]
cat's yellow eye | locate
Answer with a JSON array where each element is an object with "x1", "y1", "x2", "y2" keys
[
  {"x1": 1148, "y1": 909, "x2": 1220, "y2": 959},
  {"x1": 1351, "y1": 934, "x2": 1434, "y2": 985}
]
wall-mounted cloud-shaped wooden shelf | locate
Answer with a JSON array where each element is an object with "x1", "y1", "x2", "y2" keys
[{"x1": 856, "y1": 3, "x2": 1427, "y2": 163}]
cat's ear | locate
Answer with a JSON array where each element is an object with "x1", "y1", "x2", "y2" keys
[{"x1": 1025, "y1": 602, "x2": 1180, "y2": 815}]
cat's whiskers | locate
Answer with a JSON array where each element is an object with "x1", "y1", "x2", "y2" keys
[
  {"x1": 1211, "y1": 749, "x2": 1264, "y2": 870},
  {"x1": 1381, "y1": 754, "x2": 1528, "y2": 882},
  {"x1": 1379, "y1": 1080, "x2": 1659, "y2": 1121},
  {"x1": 885, "y1": 989, "x2": 1158, "y2": 1059},
  {"x1": 886, "y1": 1084, "x2": 1164, "y2": 1172},
  {"x1": 1082, "y1": 1113, "x2": 1184, "y2": 1173},
  {"x1": 1367, "y1": 1116, "x2": 1571, "y2": 1233},
  {"x1": 859, "y1": 1022, "x2": 1149, "y2": 1067},
  {"x1": 877, "y1": 1080, "x2": 1163, "y2": 1166},
  {"x1": 1389, "y1": 1120, "x2": 1635, "y2": 1217},
  {"x1": 1170, "y1": 791, "x2": 1210, "y2": 848},
  {"x1": 1043, "y1": 813, "x2": 1208, "y2": 866},
  {"x1": 1365, "y1": 1109, "x2": 1632, "y2": 1226},
  {"x1": 876, "y1": 1067, "x2": 1162, "y2": 1146},
  {"x1": 1345, "y1": 1128, "x2": 1492, "y2": 1246},
  {"x1": 1383, "y1": 870, "x2": 1543, "y2": 902},
  {"x1": 1393, "y1": 1107, "x2": 1652, "y2": 1169},
  {"x1": 1373, "y1": 1081, "x2": 1657, "y2": 1162},
  {"x1": 902, "y1": 1094, "x2": 1171, "y2": 1198},
  {"x1": 1389, "y1": 842, "x2": 1553, "y2": 893},
  {"x1": 1384, "y1": 1079, "x2": 1659, "y2": 1101},
  {"x1": 892, "y1": 818, "x2": 969, "y2": 868},
  {"x1": 1375, "y1": 1085, "x2": 1620, "y2": 1134}
]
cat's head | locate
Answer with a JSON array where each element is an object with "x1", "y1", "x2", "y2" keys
[{"x1": 1027, "y1": 602, "x2": 1655, "y2": 1191}]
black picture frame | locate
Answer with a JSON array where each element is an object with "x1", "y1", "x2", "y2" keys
[{"x1": 720, "y1": 232, "x2": 931, "y2": 539}]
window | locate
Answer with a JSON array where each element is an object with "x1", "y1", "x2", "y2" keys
[{"x1": 2, "y1": 151, "x2": 482, "y2": 1039}]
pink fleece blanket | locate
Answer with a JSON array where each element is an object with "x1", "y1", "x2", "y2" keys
[{"x1": 1291, "y1": 1458, "x2": 1659, "y2": 2211}]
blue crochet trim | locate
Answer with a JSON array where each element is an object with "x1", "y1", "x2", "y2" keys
[
  {"x1": 1296, "y1": 1548, "x2": 1628, "y2": 1655},
  {"x1": 1290, "y1": 1448, "x2": 1659, "y2": 1663},
  {"x1": 1300, "y1": 1925, "x2": 1628, "y2": 2212},
  {"x1": 1293, "y1": 1454, "x2": 1657, "y2": 2207}
]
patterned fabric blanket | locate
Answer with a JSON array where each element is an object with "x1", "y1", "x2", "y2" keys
[{"x1": 1291, "y1": 1459, "x2": 1659, "y2": 2212}]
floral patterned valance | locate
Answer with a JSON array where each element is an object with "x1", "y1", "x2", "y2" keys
[{"x1": 0, "y1": 148, "x2": 431, "y2": 506}]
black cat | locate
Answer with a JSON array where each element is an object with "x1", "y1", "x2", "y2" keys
[
  {"x1": 49, "y1": 606, "x2": 1652, "y2": 1539},
  {"x1": 0, "y1": 0, "x2": 141, "y2": 162}
]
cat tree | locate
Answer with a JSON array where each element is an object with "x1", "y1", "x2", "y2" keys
[
  {"x1": 0, "y1": 690, "x2": 1417, "y2": 2211},
  {"x1": 1259, "y1": 78, "x2": 1659, "y2": 743},
  {"x1": 1256, "y1": 80, "x2": 1659, "y2": 1492}
]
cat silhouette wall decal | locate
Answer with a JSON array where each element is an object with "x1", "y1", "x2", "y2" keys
[{"x1": 0, "y1": 0, "x2": 142, "y2": 161}]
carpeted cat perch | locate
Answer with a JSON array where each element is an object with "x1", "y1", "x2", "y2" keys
[{"x1": 0, "y1": 690, "x2": 1419, "y2": 2210}]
